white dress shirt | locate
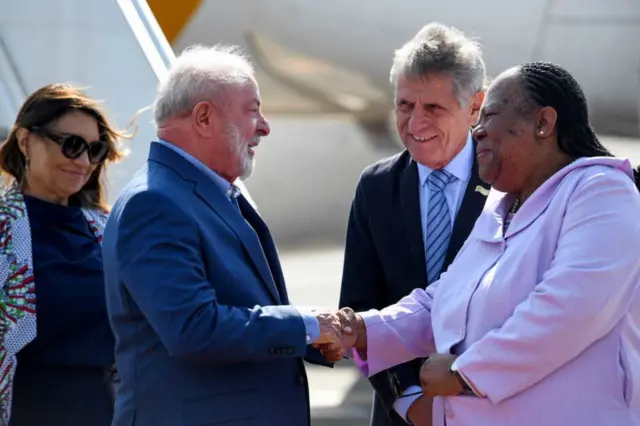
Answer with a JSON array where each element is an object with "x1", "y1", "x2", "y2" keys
[{"x1": 393, "y1": 133, "x2": 474, "y2": 420}]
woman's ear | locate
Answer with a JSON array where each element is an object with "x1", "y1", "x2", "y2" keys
[
  {"x1": 15, "y1": 128, "x2": 30, "y2": 157},
  {"x1": 535, "y1": 106, "x2": 557, "y2": 138}
]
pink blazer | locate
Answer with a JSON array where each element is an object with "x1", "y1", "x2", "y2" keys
[{"x1": 357, "y1": 157, "x2": 640, "y2": 426}]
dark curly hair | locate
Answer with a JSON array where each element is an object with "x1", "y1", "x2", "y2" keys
[{"x1": 517, "y1": 62, "x2": 640, "y2": 189}]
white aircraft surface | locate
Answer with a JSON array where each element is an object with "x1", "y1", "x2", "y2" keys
[
  {"x1": 147, "y1": 0, "x2": 640, "y2": 246},
  {"x1": 3, "y1": 1, "x2": 638, "y2": 245}
]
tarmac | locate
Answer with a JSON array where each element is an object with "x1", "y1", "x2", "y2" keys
[{"x1": 279, "y1": 247, "x2": 373, "y2": 426}]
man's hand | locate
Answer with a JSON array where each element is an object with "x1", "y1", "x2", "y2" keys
[
  {"x1": 303, "y1": 309, "x2": 344, "y2": 362},
  {"x1": 419, "y1": 354, "x2": 463, "y2": 397},
  {"x1": 406, "y1": 395, "x2": 433, "y2": 426},
  {"x1": 336, "y1": 307, "x2": 367, "y2": 358},
  {"x1": 314, "y1": 312, "x2": 345, "y2": 345},
  {"x1": 313, "y1": 307, "x2": 366, "y2": 362}
]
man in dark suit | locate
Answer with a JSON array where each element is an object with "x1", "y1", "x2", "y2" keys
[
  {"x1": 339, "y1": 23, "x2": 490, "y2": 426},
  {"x1": 102, "y1": 44, "x2": 346, "y2": 426}
]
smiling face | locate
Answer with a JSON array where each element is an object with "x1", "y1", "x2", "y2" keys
[
  {"x1": 472, "y1": 68, "x2": 564, "y2": 196},
  {"x1": 219, "y1": 81, "x2": 270, "y2": 180},
  {"x1": 19, "y1": 110, "x2": 101, "y2": 204},
  {"x1": 395, "y1": 73, "x2": 483, "y2": 169},
  {"x1": 187, "y1": 79, "x2": 271, "y2": 182}
]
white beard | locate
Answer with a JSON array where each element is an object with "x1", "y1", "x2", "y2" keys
[{"x1": 224, "y1": 122, "x2": 255, "y2": 180}]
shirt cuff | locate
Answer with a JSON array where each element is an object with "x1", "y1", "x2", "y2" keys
[
  {"x1": 392, "y1": 385, "x2": 422, "y2": 422},
  {"x1": 451, "y1": 359, "x2": 485, "y2": 397},
  {"x1": 296, "y1": 308, "x2": 321, "y2": 344}
]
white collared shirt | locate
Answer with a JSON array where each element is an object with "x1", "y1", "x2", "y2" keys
[
  {"x1": 417, "y1": 133, "x2": 474, "y2": 256},
  {"x1": 394, "y1": 132, "x2": 474, "y2": 420}
]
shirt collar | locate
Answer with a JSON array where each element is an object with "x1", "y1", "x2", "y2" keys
[
  {"x1": 417, "y1": 132, "x2": 474, "y2": 186},
  {"x1": 156, "y1": 139, "x2": 240, "y2": 198}
]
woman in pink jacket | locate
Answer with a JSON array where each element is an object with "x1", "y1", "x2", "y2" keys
[{"x1": 334, "y1": 62, "x2": 640, "y2": 426}]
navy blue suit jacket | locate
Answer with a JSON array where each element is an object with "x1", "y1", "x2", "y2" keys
[
  {"x1": 103, "y1": 142, "x2": 325, "y2": 426},
  {"x1": 339, "y1": 147, "x2": 489, "y2": 425}
]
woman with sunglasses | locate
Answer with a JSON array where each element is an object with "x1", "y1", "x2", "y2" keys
[{"x1": 0, "y1": 83, "x2": 126, "y2": 426}]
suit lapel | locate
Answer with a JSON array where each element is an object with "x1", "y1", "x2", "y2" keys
[
  {"x1": 398, "y1": 142, "x2": 488, "y2": 286},
  {"x1": 192, "y1": 182, "x2": 282, "y2": 305},
  {"x1": 443, "y1": 143, "x2": 490, "y2": 267},
  {"x1": 238, "y1": 197, "x2": 289, "y2": 304},
  {"x1": 399, "y1": 159, "x2": 428, "y2": 278},
  {"x1": 148, "y1": 143, "x2": 283, "y2": 305}
]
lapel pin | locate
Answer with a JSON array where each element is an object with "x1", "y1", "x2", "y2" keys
[{"x1": 475, "y1": 185, "x2": 489, "y2": 196}]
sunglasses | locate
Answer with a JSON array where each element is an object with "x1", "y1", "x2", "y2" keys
[{"x1": 30, "y1": 126, "x2": 110, "y2": 165}]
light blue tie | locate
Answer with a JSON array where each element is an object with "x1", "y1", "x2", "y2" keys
[{"x1": 425, "y1": 169, "x2": 455, "y2": 283}]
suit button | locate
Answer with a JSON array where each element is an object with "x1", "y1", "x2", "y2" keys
[
  {"x1": 269, "y1": 348, "x2": 276, "y2": 355},
  {"x1": 286, "y1": 347, "x2": 294, "y2": 355},
  {"x1": 298, "y1": 375, "x2": 306, "y2": 385}
]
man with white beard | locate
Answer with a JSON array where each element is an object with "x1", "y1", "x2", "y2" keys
[{"x1": 101, "y1": 44, "x2": 346, "y2": 426}]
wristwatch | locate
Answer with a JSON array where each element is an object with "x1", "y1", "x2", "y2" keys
[{"x1": 449, "y1": 365, "x2": 473, "y2": 394}]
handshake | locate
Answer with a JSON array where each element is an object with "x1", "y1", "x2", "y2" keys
[{"x1": 310, "y1": 307, "x2": 368, "y2": 362}]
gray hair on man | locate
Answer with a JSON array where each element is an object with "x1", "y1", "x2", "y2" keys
[
  {"x1": 153, "y1": 44, "x2": 256, "y2": 125},
  {"x1": 390, "y1": 22, "x2": 486, "y2": 105}
]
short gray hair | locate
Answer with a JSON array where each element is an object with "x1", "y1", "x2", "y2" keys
[
  {"x1": 390, "y1": 22, "x2": 486, "y2": 105},
  {"x1": 153, "y1": 44, "x2": 255, "y2": 125}
]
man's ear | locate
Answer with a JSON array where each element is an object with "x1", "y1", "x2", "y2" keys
[
  {"x1": 469, "y1": 91, "x2": 485, "y2": 126},
  {"x1": 192, "y1": 100, "x2": 226, "y2": 138}
]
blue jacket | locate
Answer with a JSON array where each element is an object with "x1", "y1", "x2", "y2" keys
[{"x1": 103, "y1": 142, "x2": 327, "y2": 426}]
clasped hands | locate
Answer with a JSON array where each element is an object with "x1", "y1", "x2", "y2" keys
[
  {"x1": 311, "y1": 307, "x2": 366, "y2": 362},
  {"x1": 310, "y1": 308, "x2": 467, "y2": 399}
]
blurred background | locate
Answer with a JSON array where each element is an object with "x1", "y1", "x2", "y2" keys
[{"x1": 1, "y1": 1, "x2": 638, "y2": 424}]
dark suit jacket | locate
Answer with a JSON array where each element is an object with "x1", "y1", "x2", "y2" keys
[
  {"x1": 103, "y1": 142, "x2": 327, "y2": 426},
  {"x1": 339, "y1": 146, "x2": 489, "y2": 426}
]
